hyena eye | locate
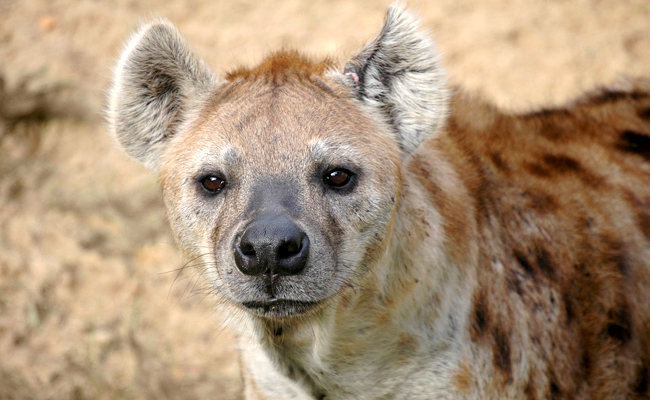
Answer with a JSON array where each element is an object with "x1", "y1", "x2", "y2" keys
[
  {"x1": 200, "y1": 175, "x2": 227, "y2": 193},
  {"x1": 323, "y1": 169, "x2": 354, "y2": 189}
]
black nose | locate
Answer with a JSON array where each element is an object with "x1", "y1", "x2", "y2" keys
[{"x1": 234, "y1": 214, "x2": 309, "y2": 277}]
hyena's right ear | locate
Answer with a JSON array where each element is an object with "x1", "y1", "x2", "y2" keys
[
  {"x1": 341, "y1": 6, "x2": 449, "y2": 156},
  {"x1": 107, "y1": 19, "x2": 218, "y2": 170}
]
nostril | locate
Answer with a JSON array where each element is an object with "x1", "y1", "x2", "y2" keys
[
  {"x1": 277, "y1": 237, "x2": 303, "y2": 259},
  {"x1": 234, "y1": 238, "x2": 263, "y2": 277},
  {"x1": 276, "y1": 235, "x2": 309, "y2": 275},
  {"x1": 240, "y1": 240, "x2": 256, "y2": 257}
]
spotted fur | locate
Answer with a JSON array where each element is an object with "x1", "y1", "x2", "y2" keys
[{"x1": 106, "y1": 6, "x2": 650, "y2": 400}]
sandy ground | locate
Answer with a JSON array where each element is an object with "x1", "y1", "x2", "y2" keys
[{"x1": 1, "y1": 0, "x2": 649, "y2": 399}]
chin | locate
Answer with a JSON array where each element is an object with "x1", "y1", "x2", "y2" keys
[{"x1": 240, "y1": 298, "x2": 326, "y2": 320}]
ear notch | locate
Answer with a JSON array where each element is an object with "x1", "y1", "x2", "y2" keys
[
  {"x1": 343, "y1": 6, "x2": 449, "y2": 155},
  {"x1": 107, "y1": 18, "x2": 217, "y2": 170}
]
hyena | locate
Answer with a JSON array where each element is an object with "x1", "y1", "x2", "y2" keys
[{"x1": 107, "y1": 6, "x2": 650, "y2": 400}]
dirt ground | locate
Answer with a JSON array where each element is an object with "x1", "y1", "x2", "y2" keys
[{"x1": 0, "y1": 0, "x2": 648, "y2": 399}]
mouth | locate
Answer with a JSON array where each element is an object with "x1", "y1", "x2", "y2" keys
[{"x1": 241, "y1": 298, "x2": 322, "y2": 319}]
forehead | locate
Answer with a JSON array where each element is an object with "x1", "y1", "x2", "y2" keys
[
  {"x1": 205, "y1": 50, "x2": 355, "y2": 144},
  {"x1": 186, "y1": 77, "x2": 382, "y2": 167},
  {"x1": 211, "y1": 79, "x2": 348, "y2": 140}
]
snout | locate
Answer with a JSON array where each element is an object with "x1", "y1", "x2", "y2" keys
[
  {"x1": 234, "y1": 213, "x2": 310, "y2": 278},
  {"x1": 224, "y1": 212, "x2": 338, "y2": 319}
]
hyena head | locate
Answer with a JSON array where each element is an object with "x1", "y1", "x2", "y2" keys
[{"x1": 107, "y1": 7, "x2": 448, "y2": 319}]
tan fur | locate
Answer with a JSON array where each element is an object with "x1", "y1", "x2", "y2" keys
[{"x1": 107, "y1": 6, "x2": 650, "y2": 400}]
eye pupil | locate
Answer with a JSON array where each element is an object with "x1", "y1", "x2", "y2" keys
[
  {"x1": 325, "y1": 170, "x2": 352, "y2": 188},
  {"x1": 201, "y1": 176, "x2": 226, "y2": 193}
]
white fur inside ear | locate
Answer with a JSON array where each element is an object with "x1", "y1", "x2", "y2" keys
[
  {"x1": 106, "y1": 18, "x2": 217, "y2": 170},
  {"x1": 343, "y1": 5, "x2": 449, "y2": 155}
]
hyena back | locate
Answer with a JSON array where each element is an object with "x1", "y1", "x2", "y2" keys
[{"x1": 107, "y1": 6, "x2": 650, "y2": 399}]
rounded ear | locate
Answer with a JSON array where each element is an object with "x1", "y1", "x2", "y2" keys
[
  {"x1": 106, "y1": 19, "x2": 218, "y2": 170},
  {"x1": 341, "y1": 5, "x2": 449, "y2": 156}
]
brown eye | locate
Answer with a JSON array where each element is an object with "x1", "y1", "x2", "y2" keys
[
  {"x1": 200, "y1": 176, "x2": 227, "y2": 193},
  {"x1": 324, "y1": 169, "x2": 353, "y2": 188}
]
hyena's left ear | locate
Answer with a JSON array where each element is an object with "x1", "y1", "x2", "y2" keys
[{"x1": 342, "y1": 6, "x2": 449, "y2": 155}]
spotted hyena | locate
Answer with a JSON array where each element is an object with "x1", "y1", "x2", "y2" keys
[{"x1": 106, "y1": 6, "x2": 650, "y2": 400}]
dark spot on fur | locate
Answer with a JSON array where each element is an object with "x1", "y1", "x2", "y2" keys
[
  {"x1": 576, "y1": 262, "x2": 591, "y2": 278},
  {"x1": 513, "y1": 248, "x2": 556, "y2": 281},
  {"x1": 471, "y1": 290, "x2": 490, "y2": 340},
  {"x1": 514, "y1": 250, "x2": 535, "y2": 277},
  {"x1": 589, "y1": 89, "x2": 649, "y2": 105},
  {"x1": 475, "y1": 304, "x2": 488, "y2": 334},
  {"x1": 528, "y1": 154, "x2": 605, "y2": 187},
  {"x1": 638, "y1": 208, "x2": 650, "y2": 241},
  {"x1": 591, "y1": 90, "x2": 629, "y2": 104},
  {"x1": 616, "y1": 130, "x2": 650, "y2": 161},
  {"x1": 606, "y1": 305, "x2": 633, "y2": 344},
  {"x1": 473, "y1": 179, "x2": 491, "y2": 220},
  {"x1": 549, "y1": 379, "x2": 561, "y2": 399},
  {"x1": 635, "y1": 364, "x2": 649, "y2": 395},
  {"x1": 638, "y1": 107, "x2": 650, "y2": 121},
  {"x1": 493, "y1": 328, "x2": 512, "y2": 379},
  {"x1": 535, "y1": 248, "x2": 555, "y2": 280},
  {"x1": 562, "y1": 290, "x2": 575, "y2": 323},
  {"x1": 524, "y1": 379, "x2": 537, "y2": 400},
  {"x1": 528, "y1": 107, "x2": 570, "y2": 119},
  {"x1": 274, "y1": 326, "x2": 283, "y2": 336},
  {"x1": 491, "y1": 152, "x2": 510, "y2": 172},
  {"x1": 526, "y1": 162, "x2": 551, "y2": 178},
  {"x1": 581, "y1": 346, "x2": 592, "y2": 377},
  {"x1": 613, "y1": 252, "x2": 630, "y2": 276},
  {"x1": 542, "y1": 154, "x2": 582, "y2": 173},
  {"x1": 523, "y1": 190, "x2": 559, "y2": 213}
]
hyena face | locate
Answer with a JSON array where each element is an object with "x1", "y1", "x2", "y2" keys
[
  {"x1": 159, "y1": 71, "x2": 401, "y2": 318},
  {"x1": 107, "y1": 9, "x2": 447, "y2": 320}
]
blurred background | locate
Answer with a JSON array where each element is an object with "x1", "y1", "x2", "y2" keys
[{"x1": 0, "y1": 0, "x2": 648, "y2": 399}]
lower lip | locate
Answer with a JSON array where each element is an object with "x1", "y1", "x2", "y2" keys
[{"x1": 241, "y1": 299, "x2": 320, "y2": 318}]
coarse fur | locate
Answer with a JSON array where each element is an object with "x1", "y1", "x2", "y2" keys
[{"x1": 106, "y1": 5, "x2": 650, "y2": 399}]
